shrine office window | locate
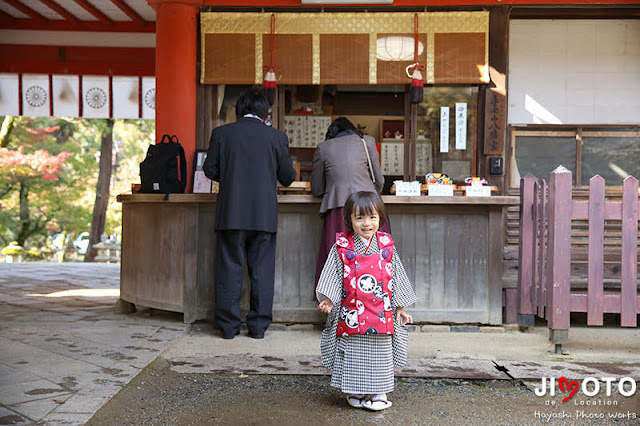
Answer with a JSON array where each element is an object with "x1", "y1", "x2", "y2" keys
[
  {"x1": 509, "y1": 126, "x2": 640, "y2": 188},
  {"x1": 418, "y1": 86, "x2": 479, "y2": 181}
]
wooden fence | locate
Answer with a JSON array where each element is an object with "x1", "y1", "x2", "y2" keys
[{"x1": 518, "y1": 166, "x2": 639, "y2": 352}]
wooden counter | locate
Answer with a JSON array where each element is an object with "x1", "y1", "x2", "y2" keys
[{"x1": 117, "y1": 193, "x2": 519, "y2": 325}]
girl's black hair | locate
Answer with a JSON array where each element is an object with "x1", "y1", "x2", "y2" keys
[
  {"x1": 325, "y1": 117, "x2": 363, "y2": 140},
  {"x1": 343, "y1": 191, "x2": 387, "y2": 231}
]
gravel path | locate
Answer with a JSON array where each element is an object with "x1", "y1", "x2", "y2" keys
[{"x1": 87, "y1": 358, "x2": 640, "y2": 425}]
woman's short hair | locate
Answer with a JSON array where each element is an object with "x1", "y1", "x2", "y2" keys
[
  {"x1": 343, "y1": 191, "x2": 387, "y2": 231},
  {"x1": 236, "y1": 88, "x2": 269, "y2": 120},
  {"x1": 325, "y1": 117, "x2": 363, "y2": 140}
]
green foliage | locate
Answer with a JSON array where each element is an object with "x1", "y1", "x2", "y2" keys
[
  {"x1": 0, "y1": 117, "x2": 87, "y2": 246},
  {"x1": 0, "y1": 116, "x2": 16, "y2": 147},
  {"x1": 0, "y1": 116, "x2": 153, "y2": 248},
  {"x1": 40, "y1": 245, "x2": 55, "y2": 255},
  {"x1": 106, "y1": 119, "x2": 155, "y2": 236},
  {"x1": 25, "y1": 247, "x2": 44, "y2": 260},
  {"x1": 1, "y1": 241, "x2": 24, "y2": 256}
]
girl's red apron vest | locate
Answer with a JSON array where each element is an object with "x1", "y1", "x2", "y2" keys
[{"x1": 335, "y1": 231, "x2": 395, "y2": 336}]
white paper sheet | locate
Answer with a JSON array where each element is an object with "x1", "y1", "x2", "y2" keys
[
  {"x1": 82, "y1": 76, "x2": 110, "y2": 118},
  {"x1": 52, "y1": 75, "x2": 79, "y2": 117},
  {"x1": 112, "y1": 76, "x2": 139, "y2": 119},
  {"x1": 455, "y1": 102, "x2": 467, "y2": 150},
  {"x1": 22, "y1": 74, "x2": 50, "y2": 117},
  {"x1": 440, "y1": 107, "x2": 449, "y2": 153},
  {"x1": 141, "y1": 77, "x2": 155, "y2": 120},
  {"x1": 0, "y1": 73, "x2": 19, "y2": 116},
  {"x1": 381, "y1": 142, "x2": 404, "y2": 175}
]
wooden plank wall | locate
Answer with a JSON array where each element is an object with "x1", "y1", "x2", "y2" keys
[
  {"x1": 272, "y1": 203, "x2": 323, "y2": 322},
  {"x1": 274, "y1": 203, "x2": 504, "y2": 324},
  {"x1": 120, "y1": 198, "x2": 507, "y2": 324},
  {"x1": 120, "y1": 203, "x2": 190, "y2": 314},
  {"x1": 244, "y1": 202, "x2": 505, "y2": 324},
  {"x1": 387, "y1": 204, "x2": 502, "y2": 324}
]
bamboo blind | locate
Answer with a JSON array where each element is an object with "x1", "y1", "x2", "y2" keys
[{"x1": 201, "y1": 11, "x2": 489, "y2": 86}]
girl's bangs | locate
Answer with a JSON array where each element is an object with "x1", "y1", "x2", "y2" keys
[{"x1": 353, "y1": 201, "x2": 377, "y2": 217}]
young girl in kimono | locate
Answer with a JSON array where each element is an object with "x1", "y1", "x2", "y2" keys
[{"x1": 317, "y1": 191, "x2": 417, "y2": 411}]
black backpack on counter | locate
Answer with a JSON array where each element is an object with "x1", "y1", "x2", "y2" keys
[{"x1": 140, "y1": 134, "x2": 187, "y2": 199}]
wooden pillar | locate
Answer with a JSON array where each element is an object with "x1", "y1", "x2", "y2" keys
[
  {"x1": 149, "y1": 0, "x2": 199, "y2": 193},
  {"x1": 403, "y1": 86, "x2": 411, "y2": 182},
  {"x1": 409, "y1": 104, "x2": 417, "y2": 182},
  {"x1": 196, "y1": 84, "x2": 215, "y2": 151},
  {"x1": 277, "y1": 86, "x2": 286, "y2": 131},
  {"x1": 517, "y1": 173, "x2": 537, "y2": 327},
  {"x1": 547, "y1": 166, "x2": 572, "y2": 339},
  {"x1": 482, "y1": 6, "x2": 510, "y2": 194}
]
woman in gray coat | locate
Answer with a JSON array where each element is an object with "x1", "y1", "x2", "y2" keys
[{"x1": 311, "y1": 117, "x2": 388, "y2": 295}]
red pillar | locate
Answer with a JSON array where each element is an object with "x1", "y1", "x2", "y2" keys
[{"x1": 149, "y1": 0, "x2": 199, "y2": 193}]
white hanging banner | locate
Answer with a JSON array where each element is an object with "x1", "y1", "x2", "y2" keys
[
  {"x1": 112, "y1": 76, "x2": 139, "y2": 119},
  {"x1": 141, "y1": 76, "x2": 155, "y2": 119},
  {"x1": 0, "y1": 73, "x2": 19, "y2": 116},
  {"x1": 82, "y1": 76, "x2": 110, "y2": 118},
  {"x1": 52, "y1": 75, "x2": 79, "y2": 117},
  {"x1": 440, "y1": 106, "x2": 449, "y2": 153},
  {"x1": 455, "y1": 102, "x2": 467, "y2": 150},
  {"x1": 22, "y1": 74, "x2": 50, "y2": 117}
]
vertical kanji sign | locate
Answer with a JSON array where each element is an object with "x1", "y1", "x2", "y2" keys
[{"x1": 484, "y1": 88, "x2": 505, "y2": 155}]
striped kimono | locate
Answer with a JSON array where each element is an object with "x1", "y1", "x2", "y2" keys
[{"x1": 316, "y1": 233, "x2": 417, "y2": 394}]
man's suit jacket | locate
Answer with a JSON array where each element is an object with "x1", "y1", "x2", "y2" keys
[
  {"x1": 203, "y1": 117, "x2": 296, "y2": 232},
  {"x1": 311, "y1": 133, "x2": 384, "y2": 214}
]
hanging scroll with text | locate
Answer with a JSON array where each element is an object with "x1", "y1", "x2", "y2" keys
[
  {"x1": 200, "y1": 12, "x2": 489, "y2": 86},
  {"x1": 484, "y1": 88, "x2": 505, "y2": 155}
]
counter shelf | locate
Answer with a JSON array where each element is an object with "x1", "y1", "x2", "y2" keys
[{"x1": 117, "y1": 193, "x2": 518, "y2": 324}]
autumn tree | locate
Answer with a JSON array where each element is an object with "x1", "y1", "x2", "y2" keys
[
  {"x1": 0, "y1": 116, "x2": 91, "y2": 247},
  {"x1": 84, "y1": 119, "x2": 114, "y2": 262},
  {"x1": 0, "y1": 116, "x2": 153, "y2": 254}
]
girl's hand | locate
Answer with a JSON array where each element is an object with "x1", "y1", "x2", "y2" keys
[
  {"x1": 396, "y1": 307, "x2": 413, "y2": 325},
  {"x1": 318, "y1": 298, "x2": 334, "y2": 314}
]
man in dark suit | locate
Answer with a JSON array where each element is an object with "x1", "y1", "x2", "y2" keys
[{"x1": 203, "y1": 89, "x2": 296, "y2": 339}]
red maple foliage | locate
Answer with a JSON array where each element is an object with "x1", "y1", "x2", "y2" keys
[{"x1": 0, "y1": 146, "x2": 73, "y2": 180}]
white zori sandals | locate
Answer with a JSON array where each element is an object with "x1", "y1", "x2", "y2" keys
[{"x1": 346, "y1": 394, "x2": 393, "y2": 411}]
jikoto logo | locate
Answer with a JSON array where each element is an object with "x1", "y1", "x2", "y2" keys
[{"x1": 535, "y1": 377, "x2": 637, "y2": 403}]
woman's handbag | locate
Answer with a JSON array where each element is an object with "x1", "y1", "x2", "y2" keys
[{"x1": 360, "y1": 137, "x2": 376, "y2": 184}]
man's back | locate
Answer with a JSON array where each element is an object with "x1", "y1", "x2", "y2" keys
[
  {"x1": 206, "y1": 88, "x2": 296, "y2": 341},
  {"x1": 204, "y1": 117, "x2": 296, "y2": 232}
]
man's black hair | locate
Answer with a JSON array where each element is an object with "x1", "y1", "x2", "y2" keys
[{"x1": 236, "y1": 88, "x2": 270, "y2": 120}]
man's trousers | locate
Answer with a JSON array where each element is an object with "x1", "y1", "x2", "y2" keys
[{"x1": 214, "y1": 230, "x2": 277, "y2": 337}]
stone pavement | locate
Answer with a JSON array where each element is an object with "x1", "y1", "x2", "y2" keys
[
  {"x1": 0, "y1": 263, "x2": 186, "y2": 425},
  {"x1": 168, "y1": 322, "x2": 640, "y2": 381},
  {"x1": 1, "y1": 263, "x2": 639, "y2": 425}
]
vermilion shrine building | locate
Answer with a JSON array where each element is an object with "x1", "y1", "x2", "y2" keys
[{"x1": 1, "y1": 1, "x2": 638, "y2": 327}]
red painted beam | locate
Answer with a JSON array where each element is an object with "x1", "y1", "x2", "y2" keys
[
  {"x1": 0, "y1": 10, "x2": 13, "y2": 20},
  {"x1": 39, "y1": 0, "x2": 81, "y2": 24},
  {"x1": 111, "y1": 0, "x2": 147, "y2": 24},
  {"x1": 203, "y1": 0, "x2": 640, "y2": 5},
  {"x1": 0, "y1": 44, "x2": 155, "y2": 76},
  {"x1": 0, "y1": 18, "x2": 155, "y2": 32},
  {"x1": 71, "y1": 0, "x2": 113, "y2": 24},
  {"x1": 5, "y1": 0, "x2": 48, "y2": 21}
]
